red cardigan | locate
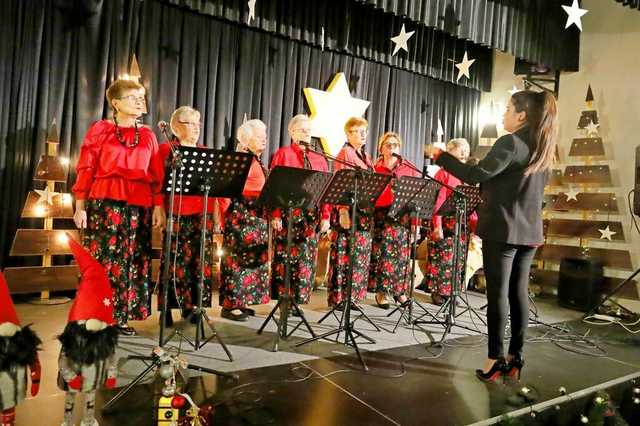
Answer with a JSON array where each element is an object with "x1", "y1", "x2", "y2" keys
[{"x1": 72, "y1": 120, "x2": 163, "y2": 207}]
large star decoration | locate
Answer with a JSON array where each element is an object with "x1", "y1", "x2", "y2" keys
[
  {"x1": 585, "y1": 120, "x2": 600, "y2": 137},
  {"x1": 247, "y1": 0, "x2": 256, "y2": 24},
  {"x1": 390, "y1": 24, "x2": 415, "y2": 56},
  {"x1": 304, "y1": 73, "x2": 370, "y2": 157},
  {"x1": 562, "y1": 0, "x2": 588, "y2": 31},
  {"x1": 598, "y1": 225, "x2": 616, "y2": 241},
  {"x1": 565, "y1": 187, "x2": 579, "y2": 202},
  {"x1": 35, "y1": 187, "x2": 57, "y2": 205},
  {"x1": 455, "y1": 51, "x2": 475, "y2": 83}
]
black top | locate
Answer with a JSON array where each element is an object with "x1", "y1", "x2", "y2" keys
[{"x1": 436, "y1": 127, "x2": 549, "y2": 245}]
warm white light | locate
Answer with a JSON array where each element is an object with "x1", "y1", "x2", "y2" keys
[
  {"x1": 60, "y1": 157, "x2": 70, "y2": 166},
  {"x1": 121, "y1": 73, "x2": 131, "y2": 80},
  {"x1": 57, "y1": 233, "x2": 69, "y2": 244},
  {"x1": 34, "y1": 205, "x2": 47, "y2": 216},
  {"x1": 62, "y1": 194, "x2": 72, "y2": 204},
  {"x1": 478, "y1": 101, "x2": 504, "y2": 131},
  {"x1": 216, "y1": 248, "x2": 224, "y2": 257}
]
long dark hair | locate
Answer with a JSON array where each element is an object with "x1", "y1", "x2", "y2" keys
[{"x1": 511, "y1": 90, "x2": 559, "y2": 175}]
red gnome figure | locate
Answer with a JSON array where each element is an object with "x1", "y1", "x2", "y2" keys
[
  {"x1": 0, "y1": 271, "x2": 42, "y2": 426},
  {"x1": 58, "y1": 236, "x2": 118, "y2": 426}
]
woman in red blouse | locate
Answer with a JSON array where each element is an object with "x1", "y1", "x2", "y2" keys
[
  {"x1": 327, "y1": 117, "x2": 374, "y2": 308},
  {"x1": 218, "y1": 120, "x2": 271, "y2": 321},
  {"x1": 368, "y1": 132, "x2": 420, "y2": 309},
  {"x1": 269, "y1": 115, "x2": 330, "y2": 314},
  {"x1": 72, "y1": 79, "x2": 166, "y2": 335},
  {"x1": 424, "y1": 138, "x2": 475, "y2": 305},
  {"x1": 157, "y1": 107, "x2": 217, "y2": 328}
]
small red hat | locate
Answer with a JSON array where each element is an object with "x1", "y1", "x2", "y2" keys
[
  {"x1": 0, "y1": 271, "x2": 20, "y2": 326},
  {"x1": 67, "y1": 235, "x2": 115, "y2": 325}
]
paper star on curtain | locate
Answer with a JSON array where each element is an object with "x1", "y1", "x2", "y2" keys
[
  {"x1": 304, "y1": 73, "x2": 370, "y2": 157},
  {"x1": 455, "y1": 51, "x2": 475, "y2": 83},
  {"x1": 562, "y1": 0, "x2": 588, "y2": 31},
  {"x1": 598, "y1": 225, "x2": 616, "y2": 241},
  {"x1": 247, "y1": 0, "x2": 256, "y2": 24},
  {"x1": 390, "y1": 24, "x2": 415, "y2": 56}
]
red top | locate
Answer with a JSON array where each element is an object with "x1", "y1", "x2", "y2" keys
[
  {"x1": 269, "y1": 143, "x2": 331, "y2": 220},
  {"x1": 432, "y1": 168, "x2": 478, "y2": 232},
  {"x1": 374, "y1": 156, "x2": 420, "y2": 207},
  {"x1": 72, "y1": 120, "x2": 164, "y2": 207},
  {"x1": 335, "y1": 143, "x2": 373, "y2": 172},
  {"x1": 158, "y1": 141, "x2": 216, "y2": 216}
]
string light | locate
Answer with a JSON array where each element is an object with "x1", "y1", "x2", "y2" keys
[
  {"x1": 216, "y1": 248, "x2": 224, "y2": 257},
  {"x1": 60, "y1": 157, "x2": 70, "y2": 166},
  {"x1": 57, "y1": 233, "x2": 69, "y2": 244},
  {"x1": 34, "y1": 205, "x2": 47, "y2": 216}
]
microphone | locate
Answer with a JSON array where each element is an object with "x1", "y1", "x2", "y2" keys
[
  {"x1": 158, "y1": 120, "x2": 169, "y2": 130},
  {"x1": 392, "y1": 153, "x2": 403, "y2": 162}
]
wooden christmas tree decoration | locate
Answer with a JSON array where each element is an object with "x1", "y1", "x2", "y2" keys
[
  {"x1": 3, "y1": 120, "x2": 80, "y2": 297},
  {"x1": 535, "y1": 86, "x2": 638, "y2": 300}
]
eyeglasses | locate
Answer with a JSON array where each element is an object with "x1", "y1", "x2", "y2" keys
[
  {"x1": 178, "y1": 120, "x2": 202, "y2": 128},
  {"x1": 119, "y1": 95, "x2": 146, "y2": 104}
]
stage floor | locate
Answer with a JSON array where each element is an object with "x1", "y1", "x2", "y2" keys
[{"x1": 13, "y1": 289, "x2": 640, "y2": 425}]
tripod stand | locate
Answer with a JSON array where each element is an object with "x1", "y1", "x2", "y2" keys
[
  {"x1": 414, "y1": 185, "x2": 486, "y2": 342},
  {"x1": 103, "y1": 147, "x2": 251, "y2": 412},
  {"x1": 296, "y1": 169, "x2": 391, "y2": 370},
  {"x1": 584, "y1": 267, "x2": 640, "y2": 320},
  {"x1": 256, "y1": 166, "x2": 331, "y2": 351}
]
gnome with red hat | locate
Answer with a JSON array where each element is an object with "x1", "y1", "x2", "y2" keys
[
  {"x1": 58, "y1": 236, "x2": 119, "y2": 426},
  {"x1": 0, "y1": 271, "x2": 42, "y2": 426}
]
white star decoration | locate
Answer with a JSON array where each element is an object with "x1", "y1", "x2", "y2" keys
[
  {"x1": 103, "y1": 298, "x2": 111, "y2": 307},
  {"x1": 598, "y1": 225, "x2": 616, "y2": 241},
  {"x1": 455, "y1": 51, "x2": 476, "y2": 83},
  {"x1": 565, "y1": 188, "x2": 579, "y2": 202},
  {"x1": 304, "y1": 73, "x2": 370, "y2": 157},
  {"x1": 585, "y1": 120, "x2": 600, "y2": 137},
  {"x1": 34, "y1": 187, "x2": 57, "y2": 205},
  {"x1": 247, "y1": 0, "x2": 256, "y2": 24},
  {"x1": 562, "y1": 0, "x2": 588, "y2": 31},
  {"x1": 436, "y1": 118, "x2": 444, "y2": 143},
  {"x1": 390, "y1": 24, "x2": 415, "y2": 56}
]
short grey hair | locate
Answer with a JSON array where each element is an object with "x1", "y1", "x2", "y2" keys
[
  {"x1": 446, "y1": 138, "x2": 470, "y2": 153},
  {"x1": 236, "y1": 119, "x2": 266, "y2": 145},
  {"x1": 287, "y1": 114, "x2": 311, "y2": 135},
  {"x1": 170, "y1": 106, "x2": 200, "y2": 134}
]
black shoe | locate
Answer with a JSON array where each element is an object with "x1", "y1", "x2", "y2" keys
[
  {"x1": 116, "y1": 324, "x2": 137, "y2": 336},
  {"x1": 505, "y1": 354, "x2": 525, "y2": 380},
  {"x1": 241, "y1": 307, "x2": 256, "y2": 316},
  {"x1": 221, "y1": 308, "x2": 249, "y2": 322},
  {"x1": 475, "y1": 358, "x2": 508, "y2": 383},
  {"x1": 159, "y1": 311, "x2": 174, "y2": 328}
]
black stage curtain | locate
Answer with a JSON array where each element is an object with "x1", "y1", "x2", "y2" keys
[
  {"x1": 616, "y1": 0, "x2": 640, "y2": 10},
  {"x1": 159, "y1": 0, "x2": 494, "y2": 91},
  {"x1": 355, "y1": 0, "x2": 581, "y2": 72},
  {"x1": 0, "y1": 0, "x2": 480, "y2": 268}
]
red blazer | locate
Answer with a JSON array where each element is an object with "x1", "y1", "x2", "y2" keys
[{"x1": 72, "y1": 120, "x2": 163, "y2": 208}]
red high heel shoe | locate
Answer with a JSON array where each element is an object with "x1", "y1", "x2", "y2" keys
[{"x1": 475, "y1": 357, "x2": 509, "y2": 383}]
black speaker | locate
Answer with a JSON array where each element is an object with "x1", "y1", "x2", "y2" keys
[
  {"x1": 557, "y1": 257, "x2": 604, "y2": 311},
  {"x1": 634, "y1": 145, "x2": 640, "y2": 216}
]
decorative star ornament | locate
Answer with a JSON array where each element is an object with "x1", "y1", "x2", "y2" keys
[
  {"x1": 585, "y1": 120, "x2": 600, "y2": 137},
  {"x1": 103, "y1": 298, "x2": 111, "y2": 307},
  {"x1": 390, "y1": 24, "x2": 415, "y2": 56},
  {"x1": 304, "y1": 72, "x2": 370, "y2": 157},
  {"x1": 34, "y1": 187, "x2": 57, "y2": 205},
  {"x1": 455, "y1": 51, "x2": 476, "y2": 83},
  {"x1": 598, "y1": 225, "x2": 616, "y2": 241},
  {"x1": 562, "y1": 0, "x2": 588, "y2": 31},
  {"x1": 509, "y1": 85, "x2": 521, "y2": 96},
  {"x1": 247, "y1": 0, "x2": 256, "y2": 24},
  {"x1": 436, "y1": 118, "x2": 444, "y2": 143},
  {"x1": 565, "y1": 187, "x2": 579, "y2": 202}
]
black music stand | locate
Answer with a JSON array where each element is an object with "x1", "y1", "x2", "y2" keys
[
  {"x1": 104, "y1": 147, "x2": 249, "y2": 412},
  {"x1": 414, "y1": 185, "x2": 486, "y2": 342},
  {"x1": 384, "y1": 176, "x2": 441, "y2": 332},
  {"x1": 296, "y1": 169, "x2": 391, "y2": 370},
  {"x1": 256, "y1": 166, "x2": 332, "y2": 352}
]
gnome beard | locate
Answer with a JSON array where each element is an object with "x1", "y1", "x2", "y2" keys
[
  {"x1": 0, "y1": 325, "x2": 41, "y2": 426},
  {"x1": 57, "y1": 322, "x2": 118, "y2": 426}
]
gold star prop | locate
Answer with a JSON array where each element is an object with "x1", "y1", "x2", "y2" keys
[
  {"x1": 455, "y1": 51, "x2": 475, "y2": 83},
  {"x1": 598, "y1": 225, "x2": 616, "y2": 241},
  {"x1": 34, "y1": 187, "x2": 57, "y2": 205},
  {"x1": 562, "y1": 0, "x2": 588, "y2": 31},
  {"x1": 390, "y1": 24, "x2": 415, "y2": 56},
  {"x1": 304, "y1": 73, "x2": 370, "y2": 157}
]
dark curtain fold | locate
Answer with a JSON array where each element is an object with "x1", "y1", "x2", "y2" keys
[
  {"x1": 615, "y1": 0, "x2": 640, "y2": 10},
  {"x1": 0, "y1": 0, "x2": 479, "y2": 268},
  {"x1": 159, "y1": 0, "x2": 494, "y2": 90}
]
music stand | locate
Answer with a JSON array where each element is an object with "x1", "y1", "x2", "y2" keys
[
  {"x1": 384, "y1": 176, "x2": 441, "y2": 332},
  {"x1": 256, "y1": 166, "x2": 332, "y2": 352},
  {"x1": 296, "y1": 169, "x2": 391, "y2": 371},
  {"x1": 414, "y1": 185, "x2": 486, "y2": 342},
  {"x1": 104, "y1": 147, "x2": 249, "y2": 412}
]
